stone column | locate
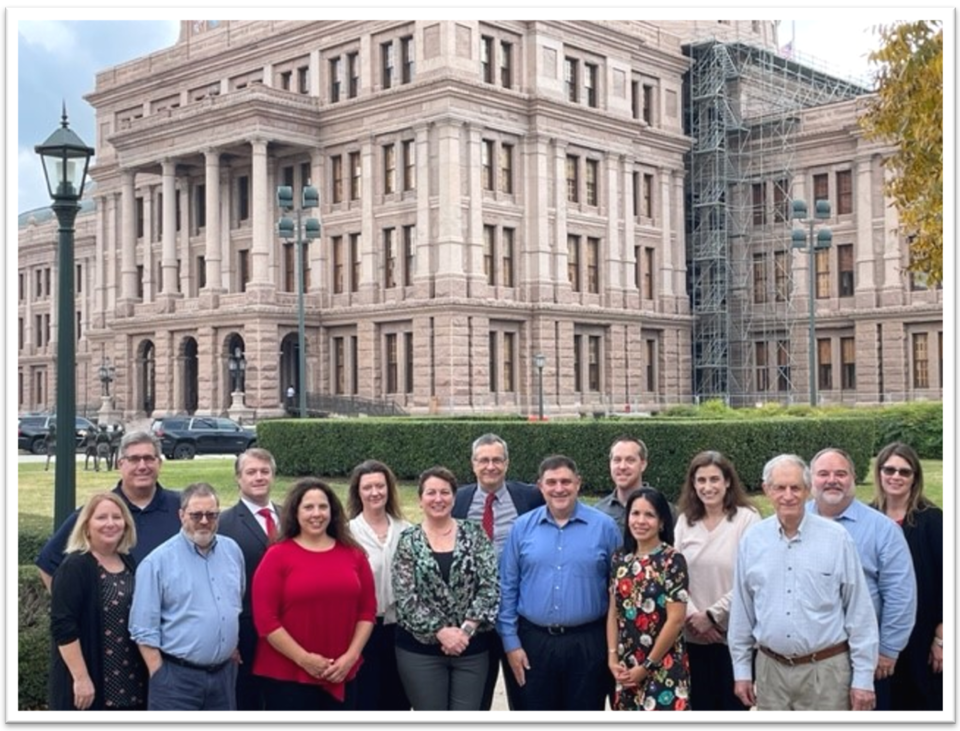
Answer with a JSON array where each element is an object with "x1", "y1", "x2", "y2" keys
[
  {"x1": 160, "y1": 159, "x2": 179, "y2": 298},
  {"x1": 526, "y1": 135, "x2": 552, "y2": 301},
  {"x1": 659, "y1": 167, "x2": 675, "y2": 298},
  {"x1": 464, "y1": 123, "x2": 484, "y2": 297},
  {"x1": 854, "y1": 155, "x2": 875, "y2": 308},
  {"x1": 435, "y1": 120, "x2": 465, "y2": 297},
  {"x1": 359, "y1": 134, "x2": 377, "y2": 302},
  {"x1": 219, "y1": 165, "x2": 232, "y2": 291},
  {"x1": 413, "y1": 123, "x2": 431, "y2": 299},
  {"x1": 250, "y1": 137, "x2": 271, "y2": 287},
  {"x1": 605, "y1": 153, "x2": 621, "y2": 306},
  {"x1": 119, "y1": 169, "x2": 138, "y2": 311},
  {"x1": 553, "y1": 140, "x2": 568, "y2": 303}
]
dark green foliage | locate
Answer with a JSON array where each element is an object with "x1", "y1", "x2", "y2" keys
[
  {"x1": 872, "y1": 402, "x2": 942, "y2": 459},
  {"x1": 19, "y1": 513, "x2": 50, "y2": 568},
  {"x1": 259, "y1": 416, "x2": 878, "y2": 499},
  {"x1": 18, "y1": 566, "x2": 50, "y2": 710}
]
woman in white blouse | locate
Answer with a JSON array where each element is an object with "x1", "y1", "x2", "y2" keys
[
  {"x1": 347, "y1": 460, "x2": 412, "y2": 711},
  {"x1": 674, "y1": 451, "x2": 760, "y2": 711}
]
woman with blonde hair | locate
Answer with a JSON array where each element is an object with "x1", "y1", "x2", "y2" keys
[{"x1": 49, "y1": 491, "x2": 147, "y2": 710}]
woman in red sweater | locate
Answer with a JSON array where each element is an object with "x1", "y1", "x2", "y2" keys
[{"x1": 252, "y1": 478, "x2": 376, "y2": 710}]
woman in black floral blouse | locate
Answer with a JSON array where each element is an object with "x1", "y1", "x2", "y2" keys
[
  {"x1": 606, "y1": 487, "x2": 691, "y2": 711},
  {"x1": 392, "y1": 466, "x2": 500, "y2": 710}
]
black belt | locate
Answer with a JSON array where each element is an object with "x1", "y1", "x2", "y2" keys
[
  {"x1": 519, "y1": 615, "x2": 604, "y2": 636},
  {"x1": 161, "y1": 651, "x2": 230, "y2": 674}
]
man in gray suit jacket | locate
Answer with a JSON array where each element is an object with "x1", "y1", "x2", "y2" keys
[
  {"x1": 218, "y1": 448, "x2": 281, "y2": 711},
  {"x1": 452, "y1": 433, "x2": 544, "y2": 710}
]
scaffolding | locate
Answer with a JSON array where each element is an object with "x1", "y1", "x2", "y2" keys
[{"x1": 684, "y1": 40, "x2": 867, "y2": 405}]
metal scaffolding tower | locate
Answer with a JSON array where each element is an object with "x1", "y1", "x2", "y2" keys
[{"x1": 683, "y1": 40, "x2": 867, "y2": 405}]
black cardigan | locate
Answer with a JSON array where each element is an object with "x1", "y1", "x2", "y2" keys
[{"x1": 48, "y1": 551, "x2": 143, "y2": 710}]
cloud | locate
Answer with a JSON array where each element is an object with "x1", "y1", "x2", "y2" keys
[
  {"x1": 18, "y1": 20, "x2": 81, "y2": 60},
  {"x1": 18, "y1": 144, "x2": 51, "y2": 215}
]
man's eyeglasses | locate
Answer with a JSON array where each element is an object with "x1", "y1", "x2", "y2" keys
[
  {"x1": 186, "y1": 511, "x2": 220, "y2": 523},
  {"x1": 122, "y1": 454, "x2": 159, "y2": 465},
  {"x1": 880, "y1": 466, "x2": 914, "y2": 478},
  {"x1": 473, "y1": 457, "x2": 506, "y2": 466}
]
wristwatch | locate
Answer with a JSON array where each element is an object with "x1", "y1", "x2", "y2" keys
[
  {"x1": 460, "y1": 622, "x2": 476, "y2": 638},
  {"x1": 642, "y1": 656, "x2": 660, "y2": 673}
]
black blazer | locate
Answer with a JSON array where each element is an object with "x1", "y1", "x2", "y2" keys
[
  {"x1": 218, "y1": 500, "x2": 278, "y2": 619},
  {"x1": 452, "y1": 480, "x2": 544, "y2": 520}
]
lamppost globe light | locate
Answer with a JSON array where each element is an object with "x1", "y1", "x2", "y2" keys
[
  {"x1": 533, "y1": 353, "x2": 546, "y2": 421},
  {"x1": 35, "y1": 104, "x2": 94, "y2": 530}
]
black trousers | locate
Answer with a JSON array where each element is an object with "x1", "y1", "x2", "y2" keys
[
  {"x1": 478, "y1": 633, "x2": 523, "y2": 710},
  {"x1": 515, "y1": 617, "x2": 609, "y2": 711},
  {"x1": 354, "y1": 620, "x2": 411, "y2": 711},
  {"x1": 261, "y1": 677, "x2": 358, "y2": 711},
  {"x1": 234, "y1": 616, "x2": 266, "y2": 710},
  {"x1": 687, "y1": 641, "x2": 747, "y2": 711}
]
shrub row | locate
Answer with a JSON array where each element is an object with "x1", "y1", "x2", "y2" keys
[
  {"x1": 19, "y1": 565, "x2": 50, "y2": 711},
  {"x1": 258, "y1": 416, "x2": 878, "y2": 499}
]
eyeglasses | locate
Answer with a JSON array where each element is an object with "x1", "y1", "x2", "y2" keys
[
  {"x1": 122, "y1": 454, "x2": 159, "y2": 465},
  {"x1": 186, "y1": 511, "x2": 220, "y2": 523},
  {"x1": 473, "y1": 457, "x2": 506, "y2": 466},
  {"x1": 881, "y1": 466, "x2": 914, "y2": 478}
]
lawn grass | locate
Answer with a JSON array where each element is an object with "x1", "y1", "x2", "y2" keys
[{"x1": 19, "y1": 457, "x2": 944, "y2": 537}]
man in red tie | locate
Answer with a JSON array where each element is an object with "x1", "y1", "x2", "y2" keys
[
  {"x1": 218, "y1": 448, "x2": 281, "y2": 711},
  {"x1": 452, "y1": 433, "x2": 544, "y2": 710}
]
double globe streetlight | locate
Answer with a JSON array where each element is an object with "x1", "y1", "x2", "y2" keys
[{"x1": 35, "y1": 105, "x2": 94, "y2": 529}]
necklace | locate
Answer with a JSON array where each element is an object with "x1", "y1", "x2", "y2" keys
[{"x1": 424, "y1": 522, "x2": 455, "y2": 537}]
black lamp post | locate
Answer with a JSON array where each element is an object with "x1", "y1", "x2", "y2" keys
[
  {"x1": 228, "y1": 347, "x2": 247, "y2": 393},
  {"x1": 277, "y1": 183, "x2": 320, "y2": 418},
  {"x1": 533, "y1": 353, "x2": 546, "y2": 421},
  {"x1": 36, "y1": 104, "x2": 94, "y2": 530},
  {"x1": 98, "y1": 357, "x2": 116, "y2": 397},
  {"x1": 791, "y1": 198, "x2": 832, "y2": 407}
]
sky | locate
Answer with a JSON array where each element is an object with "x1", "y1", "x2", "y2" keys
[{"x1": 7, "y1": 10, "x2": 940, "y2": 216}]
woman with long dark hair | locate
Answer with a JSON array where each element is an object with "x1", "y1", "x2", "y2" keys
[
  {"x1": 872, "y1": 442, "x2": 942, "y2": 711},
  {"x1": 607, "y1": 488, "x2": 690, "y2": 711},
  {"x1": 252, "y1": 478, "x2": 376, "y2": 710},
  {"x1": 673, "y1": 450, "x2": 760, "y2": 710}
]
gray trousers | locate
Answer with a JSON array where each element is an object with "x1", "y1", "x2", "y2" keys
[
  {"x1": 395, "y1": 647, "x2": 489, "y2": 711},
  {"x1": 147, "y1": 659, "x2": 237, "y2": 711}
]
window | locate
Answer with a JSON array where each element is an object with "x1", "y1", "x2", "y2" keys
[
  {"x1": 499, "y1": 144, "x2": 514, "y2": 194},
  {"x1": 400, "y1": 36, "x2": 414, "y2": 84},
  {"x1": 749, "y1": 253, "x2": 766, "y2": 303},
  {"x1": 18, "y1": 317, "x2": 24, "y2": 350},
  {"x1": 501, "y1": 228, "x2": 514, "y2": 287},
  {"x1": 298, "y1": 66, "x2": 309, "y2": 94},
  {"x1": 383, "y1": 143, "x2": 396, "y2": 194},
  {"x1": 573, "y1": 334, "x2": 582, "y2": 391},
  {"x1": 282, "y1": 165, "x2": 295, "y2": 188},
  {"x1": 46, "y1": 268, "x2": 52, "y2": 297},
  {"x1": 36, "y1": 269, "x2": 43, "y2": 298},
  {"x1": 402, "y1": 140, "x2": 415, "y2": 191},
  {"x1": 774, "y1": 250, "x2": 789, "y2": 301},
  {"x1": 584, "y1": 63, "x2": 598, "y2": 108},
  {"x1": 754, "y1": 341, "x2": 769, "y2": 392},
  {"x1": 137, "y1": 265, "x2": 144, "y2": 300},
  {"x1": 333, "y1": 235, "x2": 344, "y2": 294},
  {"x1": 348, "y1": 52, "x2": 359, "y2": 98},
  {"x1": 386, "y1": 333, "x2": 398, "y2": 393},
  {"x1": 331, "y1": 155, "x2": 343, "y2": 203},
  {"x1": 34, "y1": 314, "x2": 43, "y2": 346},
  {"x1": 643, "y1": 247, "x2": 654, "y2": 300},
  {"x1": 588, "y1": 335, "x2": 601, "y2": 391},
  {"x1": 503, "y1": 332, "x2": 515, "y2": 392},
  {"x1": 481, "y1": 36, "x2": 494, "y2": 83},
  {"x1": 19, "y1": 272, "x2": 24, "y2": 301},
  {"x1": 815, "y1": 248, "x2": 830, "y2": 298},
  {"x1": 488, "y1": 332, "x2": 498, "y2": 392},
  {"x1": 404, "y1": 332, "x2": 414, "y2": 394},
  {"x1": 280, "y1": 70, "x2": 292, "y2": 91},
  {"x1": 403, "y1": 225, "x2": 415, "y2": 286},
  {"x1": 912, "y1": 333, "x2": 929, "y2": 388},
  {"x1": 777, "y1": 340, "x2": 790, "y2": 392},
  {"x1": 752, "y1": 182, "x2": 766, "y2": 226},
  {"x1": 567, "y1": 235, "x2": 581, "y2": 291},
  {"x1": 585, "y1": 159, "x2": 599, "y2": 206},
  {"x1": 349, "y1": 152, "x2": 361, "y2": 200},
  {"x1": 196, "y1": 183, "x2": 206, "y2": 229},
  {"x1": 564, "y1": 58, "x2": 578, "y2": 102},
  {"x1": 76, "y1": 264, "x2": 82, "y2": 294},
  {"x1": 774, "y1": 178, "x2": 790, "y2": 222},
  {"x1": 813, "y1": 173, "x2": 829, "y2": 206},
  {"x1": 817, "y1": 338, "x2": 833, "y2": 391},
  {"x1": 384, "y1": 228, "x2": 396, "y2": 288},
  {"x1": 643, "y1": 173, "x2": 654, "y2": 218},
  {"x1": 645, "y1": 338, "x2": 656, "y2": 392},
  {"x1": 330, "y1": 57, "x2": 342, "y2": 102},
  {"x1": 836, "y1": 170, "x2": 853, "y2": 215},
  {"x1": 642, "y1": 84, "x2": 654, "y2": 125},
  {"x1": 631, "y1": 81, "x2": 640, "y2": 120},
  {"x1": 284, "y1": 243, "x2": 296, "y2": 293},
  {"x1": 381, "y1": 42, "x2": 395, "y2": 89},
  {"x1": 238, "y1": 249, "x2": 250, "y2": 292},
  {"x1": 837, "y1": 244, "x2": 854, "y2": 297},
  {"x1": 334, "y1": 337, "x2": 345, "y2": 394},
  {"x1": 157, "y1": 192, "x2": 164, "y2": 237},
  {"x1": 238, "y1": 176, "x2": 250, "y2": 221},
  {"x1": 136, "y1": 196, "x2": 145, "y2": 238},
  {"x1": 482, "y1": 140, "x2": 494, "y2": 191},
  {"x1": 350, "y1": 233, "x2": 361, "y2": 291},
  {"x1": 500, "y1": 41, "x2": 513, "y2": 88},
  {"x1": 841, "y1": 337, "x2": 856, "y2": 390},
  {"x1": 566, "y1": 155, "x2": 579, "y2": 203},
  {"x1": 351, "y1": 337, "x2": 359, "y2": 395},
  {"x1": 632, "y1": 172, "x2": 640, "y2": 216},
  {"x1": 483, "y1": 225, "x2": 495, "y2": 285},
  {"x1": 586, "y1": 237, "x2": 599, "y2": 294}
]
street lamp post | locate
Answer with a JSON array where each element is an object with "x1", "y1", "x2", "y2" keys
[
  {"x1": 277, "y1": 184, "x2": 320, "y2": 418},
  {"x1": 791, "y1": 199, "x2": 832, "y2": 407},
  {"x1": 35, "y1": 104, "x2": 94, "y2": 530},
  {"x1": 533, "y1": 353, "x2": 546, "y2": 421}
]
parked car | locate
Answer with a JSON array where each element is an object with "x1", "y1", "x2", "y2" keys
[
  {"x1": 18, "y1": 415, "x2": 97, "y2": 455},
  {"x1": 151, "y1": 416, "x2": 257, "y2": 460}
]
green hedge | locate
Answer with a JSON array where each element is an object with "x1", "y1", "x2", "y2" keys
[
  {"x1": 19, "y1": 513, "x2": 49, "y2": 569},
  {"x1": 259, "y1": 416, "x2": 877, "y2": 498},
  {"x1": 19, "y1": 565, "x2": 50, "y2": 711}
]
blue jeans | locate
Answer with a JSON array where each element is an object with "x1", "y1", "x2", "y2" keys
[{"x1": 148, "y1": 659, "x2": 238, "y2": 710}]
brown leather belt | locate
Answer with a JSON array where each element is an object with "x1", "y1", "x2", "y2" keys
[{"x1": 759, "y1": 640, "x2": 849, "y2": 666}]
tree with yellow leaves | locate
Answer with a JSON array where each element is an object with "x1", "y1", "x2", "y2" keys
[{"x1": 860, "y1": 21, "x2": 943, "y2": 284}]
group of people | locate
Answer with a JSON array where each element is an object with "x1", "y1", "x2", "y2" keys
[{"x1": 38, "y1": 429, "x2": 942, "y2": 713}]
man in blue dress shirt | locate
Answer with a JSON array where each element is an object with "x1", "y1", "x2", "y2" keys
[
  {"x1": 497, "y1": 454, "x2": 621, "y2": 710},
  {"x1": 808, "y1": 447, "x2": 917, "y2": 711},
  {"x1": 130, "y1": 483, "x2": 245, "y2": 710}
]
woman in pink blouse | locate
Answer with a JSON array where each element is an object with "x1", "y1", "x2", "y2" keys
[{"x1": 674, "y1": 451, "x2": 760, "y2": 711}]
